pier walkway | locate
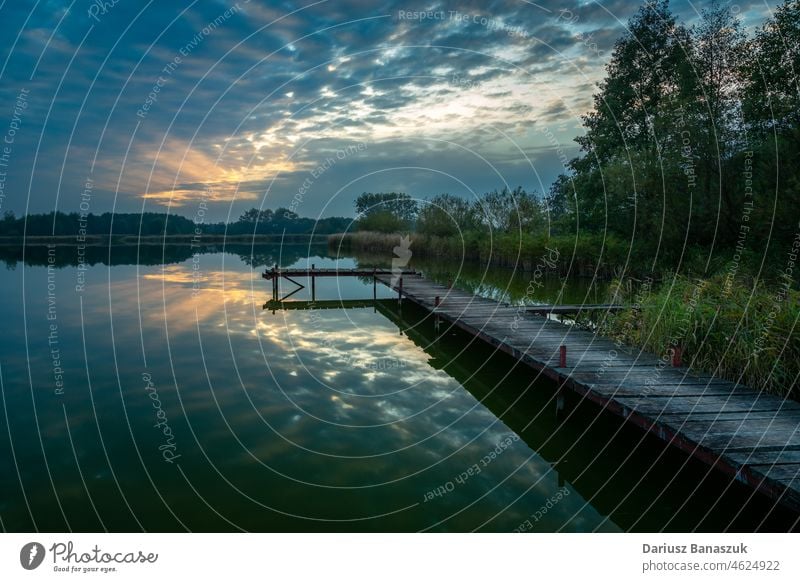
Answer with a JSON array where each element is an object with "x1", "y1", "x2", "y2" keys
[{"x1": 376, "y1": 273, "x2": 800, "y2": 512}]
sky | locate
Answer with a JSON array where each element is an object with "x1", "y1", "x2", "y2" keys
[{"x1": 0, "y1": 0, "x2": 782, "y2": 222}]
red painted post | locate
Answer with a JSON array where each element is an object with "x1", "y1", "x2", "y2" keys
[
  {"x1": 559, "y1": 345, "x2": 567, "y2": 368},
  {"x1": 672, "y1": 345, "x2": 683, "y2": 367}
]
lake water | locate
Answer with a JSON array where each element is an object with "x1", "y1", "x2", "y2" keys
[{"x1": 0, "y1": 243, "x2": 794, "y2": 532}]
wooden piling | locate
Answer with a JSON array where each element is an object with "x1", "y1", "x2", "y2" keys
[{"x1": 672, "y1": 345, "x2": 682, "y2": 367}]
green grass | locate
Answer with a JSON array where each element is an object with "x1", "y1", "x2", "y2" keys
[{"x1": 596, "y1": 273, "x2": 799, "y2": 399}]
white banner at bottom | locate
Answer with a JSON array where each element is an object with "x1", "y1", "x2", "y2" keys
[{"x1": 0, "y1": 533, "x2": 797, "y2": 581}]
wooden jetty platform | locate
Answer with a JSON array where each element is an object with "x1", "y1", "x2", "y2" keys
[
  {"x1": 261, "y1": 267, "x2": 417, "y2": 280},
  {"x1": 376, "y1": 273, "x2": 800, "y2": 512},
  {"x1": 261, "y1": 265, "x2": 417, "y2": 302},
  {"x1": 263, "y1": 298, "x2": 380, "y2": 311}
]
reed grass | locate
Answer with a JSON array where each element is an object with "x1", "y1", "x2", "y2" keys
[
  {"x1": 329, "y1": 231, "x2": 629, "y2": 276},
  {"x1": 598, "y1": 273, "x2": 799, "y2": 399}
]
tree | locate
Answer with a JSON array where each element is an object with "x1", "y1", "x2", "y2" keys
[
  {"x1": 355, "y1": 192, "x2": 418, "y2": 232},
  {"x1": 742, "y1": 0, "x2": 800, "y2": 133},
  {"x1": 474, "y1": 187, "x2": 543, "y2": 232},
  {"x1": 417, "y1": 194, "x2": 476, "y2": 237},
  {"x1": 739, "y1": 0, "x2": 800, "y2": 247},
  {"x1": 692, "y1": 0, "x2": 745, "y2": 154},
  {"x1": 558, "y1": 0, "x2": 703, "y2": 259},
  {"x1": 683, "y1": 1, "x2": 746, "y2": 243},
  {"x1": 0, "y1": 210, "x2": 20, "y2": 236},
  {"x1": 578, "y1": 0, "x2": 693, "y2": 161},
  {"x1": 238, "y1": 208, "x2": 261, "y2": 223}
]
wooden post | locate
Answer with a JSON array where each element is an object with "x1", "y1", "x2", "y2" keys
[
  {"x1": 672, "y1": 345, "x2": 682, "y2": 367},
  {"x1": 271, "y1": 266, "x2": 277, "y2": 301},
  {"x1": 373, "y1": 275, "x2": 377, "y2": 302},
  {"x1": 311, "y1": 263, "x2": 316, "y2": 302},
  {"x1": 398, "y1": 277, "x2": 403, "y2": 306},
  {"x1": 434, "y1": 296, "x2": 441, "y2": 333},
  {"x1": 559, "y1": 345, "x2": 567, "y2": 368}
]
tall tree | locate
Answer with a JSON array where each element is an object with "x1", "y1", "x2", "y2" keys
[
  {"x1": 565, "y1": 0, "x2": 695, "y2": 261},
  {"x1": 742, "y1": 0, "x2": 800, "y2": 133},
  {"x1": 740, "y1": 0, "x2": 800, "y2": 246},
  {"x1": 578, "y1": 0, "x2": 693, "y2": 161},
  {"x1": 684, "y1": 1, "x2": 746, "y2": 244},
  {"x1": 355, "y1": 192, "x2": 418, "y2": 232},
  {"x1": 692, "y1": 0, "x2": 745, "y2": 153},
  {"x1": 417, "y1": 194, "x2": 476, "y2": 237}
]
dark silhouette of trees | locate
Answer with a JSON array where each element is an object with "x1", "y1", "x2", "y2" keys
[
  {"x1": 546, "y1": 0, "x2": 800, "y2": 269},
  {"x1": 355, "y1": 192, "x2": 418, "y2": 232},
  {"x1": 0, "y1": 209, "x2": 353, "y2": 237}
]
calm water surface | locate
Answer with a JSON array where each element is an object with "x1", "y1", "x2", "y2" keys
[{"x1": 0, "y1": 243, "x2": 794, "y2": 531}]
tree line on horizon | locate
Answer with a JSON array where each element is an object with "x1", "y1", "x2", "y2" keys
[{"x1": 0, "y1": 207, "x2": 352, "y2": 237}]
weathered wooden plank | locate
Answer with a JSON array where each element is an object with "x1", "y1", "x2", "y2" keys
[
  {"x1": 658, "y1": 411, "x2": 791, "y2": 423},
  {"x1": 592, "y1": 385, "x2": 739, "y2": 399},
  {"x1": 728, "y1": 450, "x2": 800, "y2": 466},
  {"x1": 747, "y1": 464, "x2": 800, "y2": 485},
  {"x1": 616, "y1": 395, "x2": 800, "y2": 416},
  {"x1": 674, "y1": 427, "x2": 800, "y2": 453}
]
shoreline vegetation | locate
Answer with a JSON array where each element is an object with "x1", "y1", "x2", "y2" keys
[
  {"x1": 0, "y1": 233, "x2": 330, "y2": 246},
  {"x1": 599, "y1": 274, "x2": 799, "y2": 400},
  {"x1": 0, "y1": 208, "x2": 352, "y2": 243},
  {"x1": 329, "y1": 230, "x2": 629, "y2": 278}
]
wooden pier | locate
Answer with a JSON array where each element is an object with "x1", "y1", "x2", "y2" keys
[
  {"x1": 261, "y1": 267, "x2": 417, "y2": 280},
  {"x1": 376, "y1": 273, "x2": 800, "y2": 513},
  {"x1": 262, "y1": 265, "x2": 417, "y2": 302}
]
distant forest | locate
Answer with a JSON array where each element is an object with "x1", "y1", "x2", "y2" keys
[{"x1": 0, "y1": 207, "x2": 352, "y2": 237}]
